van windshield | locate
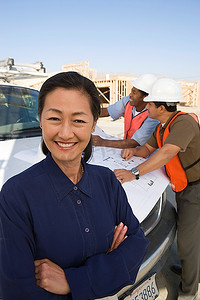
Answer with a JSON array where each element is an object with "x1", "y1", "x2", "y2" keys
[{"x1": 0, "y1": 85, "x2": 41, "y2": 139}]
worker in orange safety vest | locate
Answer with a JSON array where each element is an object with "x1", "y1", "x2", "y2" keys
[
  {"x1": 114, "y1": 78, "x2": 200, "y2": 300},
  {"x1": 92, "y1": 74, "x2": 159, "y2": 149}
]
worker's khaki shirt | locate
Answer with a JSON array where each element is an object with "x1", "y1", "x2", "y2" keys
[{"x1": 147, "y1": 111, "x2": 200, "y2": 183}]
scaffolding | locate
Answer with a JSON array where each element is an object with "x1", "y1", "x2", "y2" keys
[{"x1": 94, "y1": 76, "x2": 134, "y2": 105}]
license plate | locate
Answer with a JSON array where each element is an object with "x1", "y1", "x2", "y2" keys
[{"x1": 123, "y1": 274, "x2": 159, "y2": 300}]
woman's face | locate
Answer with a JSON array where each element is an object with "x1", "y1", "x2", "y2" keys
[{"x1": 40, "y1": 87, "x2": 96, "y2": 167}]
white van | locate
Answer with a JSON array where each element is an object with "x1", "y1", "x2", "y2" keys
[{"x1": 0, "y1": 82, "x2": 176, "y2": 300}]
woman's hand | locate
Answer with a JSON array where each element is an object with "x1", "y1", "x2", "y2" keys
[
  {"x1": 121, "y1": 148, "x2": 137, "y2": 160},
  {"x1": 34, "y1": 258, "x2": 70, "y2": 295},
  {"x1": 107, "y1": 222, "x2": 128, "y2": 253}
]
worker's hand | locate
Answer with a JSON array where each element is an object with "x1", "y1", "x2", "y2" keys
[
  {"x1": 121, "y1": 148, "x2": 137, "y2": 160},
  {"x1": 114, "y1": 169, "x2": 135, "y2": 184},
  {"x1": 107, "y1": 222, "x2": 128, "y2": 253},
  {"x1": 92, "y1": 135, "x2": 105, "y2": 146},
  {"x1": 34, "y1": 259, "x2": 70, "y2": 295}
]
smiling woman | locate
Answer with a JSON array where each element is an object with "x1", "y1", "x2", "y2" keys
[
  {"x1": 39, "y1": 88, "x2": 96, "y2": 183},
  {"x1": 0, "y1": 72, "x2": 149, "y2": 300}
]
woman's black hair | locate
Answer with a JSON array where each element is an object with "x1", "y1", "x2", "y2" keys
[
  {"x1": 38, "y1": 71, "x2": 101, "y2": 162},
  {"x1": 153, "y1": 101, "x2": 177, "y2": 112}
]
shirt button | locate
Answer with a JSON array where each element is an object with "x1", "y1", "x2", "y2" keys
[
  {"x1": 77, "y1": 200, "x2": 81, "y2": 205},
  {"x1": 85, "y1": 228, "x2": 90, "y2": 233},
  {"x1": 73, "y1": 186, "x2": 78, "y2": 191}
]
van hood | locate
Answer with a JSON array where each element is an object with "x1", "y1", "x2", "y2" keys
[{"x1": 0, "y1": 136, "x2": 42, "y2": 188}]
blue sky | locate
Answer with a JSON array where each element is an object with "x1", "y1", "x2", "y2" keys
[{"x1": 1, "y1": 0, "x2": 200, "y2": 81}]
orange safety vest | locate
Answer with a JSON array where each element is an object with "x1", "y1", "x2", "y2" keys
[
  {"x1": 124, "y1": 102, "x2": 149, "y2": 139},
  {"x1": 156, "y1": 111, "x2": 199, "y2": 192}
]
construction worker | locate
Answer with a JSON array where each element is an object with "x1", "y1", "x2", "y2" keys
[
  {"x1": 114, "y1": 78, "x2": 200, "y2": 300},
  {"x1": 92, "y1": 74, "x2": 159, "y2": 149}
]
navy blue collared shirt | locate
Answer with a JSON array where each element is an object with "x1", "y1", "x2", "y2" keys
[{"x1": 0, "y1": 153, "x2": 148, "y2": 300}]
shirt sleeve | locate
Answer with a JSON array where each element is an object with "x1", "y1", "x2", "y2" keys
[
  {"x1": 107, "y1": 96, "x2": 130, "y2": 120},
  {"x1": 0, "y1": 183, "x2": 67, "y2": 300},
  {"x1": 64, "y1": 174, "x2": 149, "y2": 300},
  {"x1": 132, "y1": 117, "x2": 159, "y2": 145}
]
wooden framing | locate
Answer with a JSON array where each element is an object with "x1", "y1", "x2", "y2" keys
[
  {"x1": 3, "y1": 58, "x2": 199, "y2": 107},
  {"x1": 179, "y1": 81, "x2": 200, "y2": 106},
  {"x1": 94, "y1": 76, "x2": 134, "y2": 105},
  {"x1": 94, "y1": 76, "x2": 200, "y2": 107}
]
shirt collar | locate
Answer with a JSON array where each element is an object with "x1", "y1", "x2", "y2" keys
[
  {"x1": 134, "y1": 107, "x2": 147, "y2": 114},
  {"x1": 43, "y1": 153, "x2": 92, "y2": 201},
  {"x1": 161, "y1": 111, "x2": 179, "y2": 129}
]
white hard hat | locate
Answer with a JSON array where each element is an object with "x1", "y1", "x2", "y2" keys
[
  {"x1": 131, "y1": 74, "x2": 157, "y2": 94},
  {"x1": 144, "y1": 78, "x2": 183, "y2": 103}
]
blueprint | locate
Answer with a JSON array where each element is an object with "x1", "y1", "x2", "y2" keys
[{"x1": 90, "y1": 126, "x2": 170, "y2": 222}]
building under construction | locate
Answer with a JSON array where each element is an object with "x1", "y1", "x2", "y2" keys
[
  {"x1": 1, "y1": 58, "x2": 200, "y2": 107},
  {"x1": 62, "y1": 61, "x2": 200, "y2": 107}
]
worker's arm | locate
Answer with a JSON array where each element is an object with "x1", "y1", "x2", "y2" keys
[
  {"x1": 100, "y1": 107, "x2": 110, "y2": 117},
  {"x1": 121, "y1": 143, "x2": 155, "y2": 160},
  {"x1": 114, "y1": 143, "x2": 181, "y2": 183},
  {"x1": 92, "y1": 135, "x2": 140, "y2": 149}
]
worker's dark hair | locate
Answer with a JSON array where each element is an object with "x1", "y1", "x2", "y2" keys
[
  {"x1": 38, "y1": 71, "x2": 101, "y2": 162},
  {"x1": 153, "y1": 101, "x2": 177, "y2": 112}
]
